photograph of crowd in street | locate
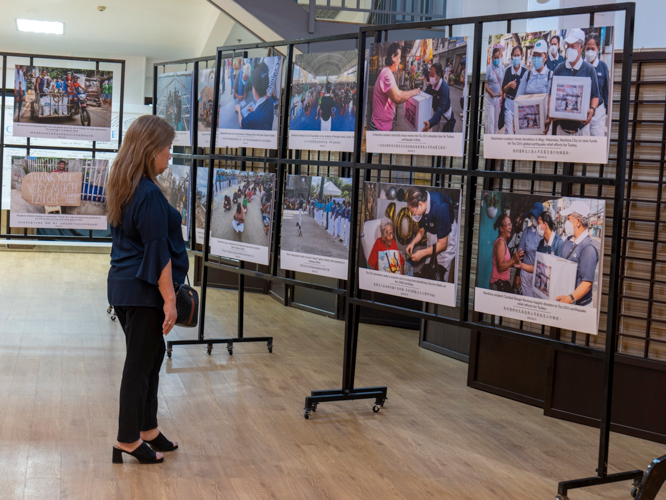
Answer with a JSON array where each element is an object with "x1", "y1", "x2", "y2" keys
[
  {"x1": 216, "y1": 56, "x2": 284, "y2": 149},
  {"x1": 288, "y1": 51, "x2": 357, "y2": 151},
  {"x1": 365, "y1": 37, "x2": 468, "y2": 156},
  {"x1": 156, "y1": 70, "x2": 193, "y2": 146},
  {"x1": 280, "y1": 176, "x2": 352, "y2": 280},
  {"x1": 194, "y1": 166, "x2": 209, "y2": 243},
  {"x1": 483, "y1": 27, "x2": 614, "y2": 163},
  {"x1": 157, "y1": 164, "x2": 190, "y2": 240},
  {"x1": 13, "y1": 65, "x2": 113, "y2": 141},
  {"x1": 474, "y1": 191, "x2": 605, "y2": 335},
  {"x1": 10, "y1": 156, "x2": 109, "y2": 229},
  {"x1": 358, "y1": 182, "x2": 461, "y2": 307},
  {"x1": 197, "y1": 67, "x2": 215, "y2": 146},
  {"x1": 209, "y1": 169, "x2": 276, "y2": 265}
]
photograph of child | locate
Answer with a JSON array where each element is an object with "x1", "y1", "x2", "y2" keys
[
  {"x1": 475, "y1": 191, "x2": 605, "y2": 335},
  {"x1": 10, "y1": 156, "x2": 109, "y2": 229},
  {"x1": 280, "y1": 176, "x2": 352, "y2": 280},
  {"x1": 156, "y1": 71, "x2": 193, "y2": 146},
  {"x1": 359, "y1": 182, "x2": 462, "y2": 307},
  {"x1": 216, "y1": 56, "x2": 283, "y2": 149},
  {"x1": 12, "y1": 65, "x2": 113, "y2": 141},
  {"x1": 288, "y1": 51, "x2": 358, "y2": 151},
  {"x1": 209, "y1": 170, "x2": 276, "y2": 265},
  {"x1": 157, "y1": 164, "x2": 190, "y2": 241}
]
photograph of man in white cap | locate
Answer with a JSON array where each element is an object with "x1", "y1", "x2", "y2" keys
[
  {"x1": 555, "y1": 200, "x2": 600, "y2": 306},
  {"x1": 550, "y1": 28, "x2": 600, "y2": 137}
]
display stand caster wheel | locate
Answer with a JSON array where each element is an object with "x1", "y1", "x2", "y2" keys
[
  {"x1": 304, "y1": 411, "x2": 310, "y2": 419},
  {"x1": 373, "y1": 404, "x2": 381, "y2": 413},
  {"x1": 227, "y1": 343, "x2": 233, "y2": 355},
  {"x1": 111, "y1": 315, "x2": 116, "y2": 321},
  {"x1": 166, "y1": 349, "x2": 172, "y2": 359},
  {"x1": 267, "y1": 344, "x2": 273, "y2": 353},
  {"x1": 107, "y1": 306, "x2": 112, "y2": 314},
  {"x1": 556, "y1": 495, "x2": 569, "y2": 500},
  {"x1": 311, "y1": 404, "x2": 317, "y2": 412},
  {"x1": 206, "y1": 344, "x2": 213, "y2": 355},
  {"x1": 631, "y1": 486, "x2": 638, "y2": 498}
]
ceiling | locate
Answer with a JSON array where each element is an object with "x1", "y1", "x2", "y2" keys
[{"x1": 0, "y1": 0, "x2": 218, "y2": 61}]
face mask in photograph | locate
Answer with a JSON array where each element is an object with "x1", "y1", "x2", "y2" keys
[
  {"x1": 550, "y1": 45, "x2": 558, "y2": 55},
  {"x1": 536, "y1": 225, "x2": 545, "y2": 237},
  {"x1": 566, "y1": 47, "x2": 579, "y2": 63},
  {"x1": 411, "y1": 214, "x2": 422, "y2": 222},
  {"x1": 585, "y1": 50, "x2": 598, "y2": 63},
  {"x1": 493, "y1": 59, "x2": 500, "y2": 67},
  {"x1": 532, "y1": 56, "x2": 544, "y2": 70},
  {"x1": 512, "y1": 56, "x2": 521, "y2": 67},
  {"x1": 429, "y1": 77, "x2": 438, "y2": 86},
  {"x1": 564, "y1": 220, "x2": 575, "y2": 237}
]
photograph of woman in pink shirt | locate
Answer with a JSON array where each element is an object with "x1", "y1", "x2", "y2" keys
[{"x1": 369, "y1": 42, "x2": 420, "y2": 131}]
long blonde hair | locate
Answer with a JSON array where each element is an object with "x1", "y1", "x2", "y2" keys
[{"x1": 106, "y1": 115, "x2": 175, "y2": 227}]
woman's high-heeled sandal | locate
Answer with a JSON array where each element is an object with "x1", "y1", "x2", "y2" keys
[
  {"x1": 112, "y1": 442, "x2": 164, "y2": 464},
  {"x1": 145, "y1": 431, "x2": 178, "y2": 452}
]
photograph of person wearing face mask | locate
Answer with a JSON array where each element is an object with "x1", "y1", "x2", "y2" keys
[
  {"x1": 421, "y1": 63, "x2": 455, "y2": 133},
  {"x1": 547, "y1": 35, "x2": 565, "y2": 72},
  {"x1": 584, "y1": 33, "x2": 610, "y2": 137},
  {"x1": 549, "y1": 28, "x2": 600, "y2": 136},
  {"x1": 475, "y1": 191, "x2": 605, "y2": 334},
  {"x1": 499, "y1": 46, "x2": 527, "y2": 134},
  {"x1": 484, "y1": 48, "x2": 505, "y2": 135}
]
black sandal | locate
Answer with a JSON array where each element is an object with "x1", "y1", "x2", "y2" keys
[
  {"x1": 112, "y1": 442, "x2": 164, "y2": 464},
  {"x1": 145, "y1": 431, "x2": 179, "y2": 452}
]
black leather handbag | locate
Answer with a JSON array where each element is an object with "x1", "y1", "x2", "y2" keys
[{"x1": 174, "y1": 278, "x2": 199, "y2": 328}]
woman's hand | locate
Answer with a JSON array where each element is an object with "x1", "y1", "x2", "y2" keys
[
  {"x1": 511, "y1": 248, "x2": 524, "y2": 265},
  {"x1": 163, "y1": 300, "x2": 177, "y2": 335}
]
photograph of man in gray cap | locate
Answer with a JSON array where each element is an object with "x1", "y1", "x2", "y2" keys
[
  {"x1": 549, "y1": 28, "x2": 600, "y2": 137},
  {"x1": 555, "y1": 200, "x2": 600, "y2": 306}
]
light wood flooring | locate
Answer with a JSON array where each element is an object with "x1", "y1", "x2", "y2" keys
[{"x1": 0, "y1": 250, "x2": 665, "y2": 500}]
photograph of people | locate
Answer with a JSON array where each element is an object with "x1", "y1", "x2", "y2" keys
[
  {"x1": 197, "y1": 68, "x2": 215, "y2": 143},
  {"x1": 484, "y1": 48, "x2": 505, "y2": 134},
  {"x1": 485, "y1": 27, "x2": 613, "y2": 142},
  {"x1": 366, "y1": 38, "x2": 467, "y2": 134},
  {"x1": 156, "y1": 71, "x2": 193, "y2": 146},
  {"x1": 209, "y1": 170, "x2": 276, "y2": 265},
  {"x1": 289, "y1": 50, "x2": 357, "y2": 138},
  {"x1": 404, "y1": 186, "x2": 459, "y2": 283},
  {"x1": 12, "y1": 65, "x2": 113, "y2": 138},
  {"x1": 156, "y1": 164, "x2": 190, "y2": 240},
  {"x1": 367, "y1": 217, "x2": 404, "y2": 274},
  {"x1": 280, "y1": 176, "x2": 351, "y2": 279},
  {"x1": 475, "y1": 191, "x2": 605, "y2": 334},
  {"x1": 550, "y1": 28, "x2": 600, "y2": 136},
  {"x1": 217, "y1": 56, "x2": 283, "y2": 133}
]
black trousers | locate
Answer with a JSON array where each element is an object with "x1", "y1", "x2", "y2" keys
[{"x1": 114, "y1": 306, "x2": 166, "y2": 443}]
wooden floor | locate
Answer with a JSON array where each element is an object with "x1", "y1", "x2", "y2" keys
[{"x1": 0, "y1": 250, "x2": 665, "y2": 500}]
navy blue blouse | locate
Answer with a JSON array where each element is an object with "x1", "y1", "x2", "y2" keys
[{"x1": 107, "y1": 177, "x2": 189, "y2": 309}]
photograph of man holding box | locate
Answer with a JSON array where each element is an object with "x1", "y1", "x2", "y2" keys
[
  {"x1": 550, "y1": 28, "x2": 600, "y2": 136},
  {"x1": 555, "y1": 201, "x2": 599, "y2": 306},
  {"x1": 421, "y1": 63, "x2": 455, "y2": 132}
]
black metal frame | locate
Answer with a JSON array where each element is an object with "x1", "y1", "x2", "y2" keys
[{"x1": 0, "y1": 52, "x2": 126, "y2": 243}]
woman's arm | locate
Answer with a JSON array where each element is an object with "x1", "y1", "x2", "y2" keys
[
  {"x1": 387, "y1": 85, "x2": 420, "y2": 105},
  {"x1": 158, "y1": 260, "x2": 177, "y2": 335},
  {"x1": 495, "y1": 239, "x2": 521, "y2": 273}
]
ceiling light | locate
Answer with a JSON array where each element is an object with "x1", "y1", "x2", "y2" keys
[{"x1": 16, "y1": 19, "x2": 64, "y2": 35}]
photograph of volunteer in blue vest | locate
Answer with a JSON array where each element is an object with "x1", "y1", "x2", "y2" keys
[
  {"x1": 475, "y1": 191, "x2": 605, "y2": 334},
  {"x1": 217, "y1": 56, "x2": 283, "y2": 132}
]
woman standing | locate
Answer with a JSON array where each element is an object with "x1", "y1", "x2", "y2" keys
[
  {"x1": 233, "y1": 202, "x2": 245, "y2": 241},
  {"x1": 107, "y1": 115, "x2": 188, "y2": 464},
  {"x1": 484, "y1": 47, "x2": 505, "y2": 134},
  {"x1": 584, "y1": 33, "x2": 610, "y2": 137},
  {"x1": 490, "y1": 214, "x2": 523, "y2": 292},
  {"x1": 500, "y1": 46, "x2": 527, "y2": 134},
  {"x1": 370, "y1": 42, "x2": 420, "y2": 131}
]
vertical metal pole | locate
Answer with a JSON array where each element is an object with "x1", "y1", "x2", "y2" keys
[
  {"x1": 197, "y1": 49, "x2": 223, "y2": 343},
  {"x1": 118, "y1": 60, "x2": 125, "y2": 150},
  {"x1": 308, "y1": 0, "x2": 316, "y2": 34},
  {"x1": 0, "y1": 55, "x2": 7, "y2": 234},
  {"x1": 597, "y1": 3, "x2": 635, "y2": 478},
  {"x1": 459, "y1": 21, "x2": 484, "y2": 323},
  {"x1": 152, "y1": 65, "x2": 158, "y2": 116},
  {"x1": 191, "y1": 62, "x2": 199, "y2": 246},
  {"x1": 271, "y1": 43, "x2": 295, "y2": 277},
  {"x1": 238, "y1": 264, "x2": 245, "y2": 338}
]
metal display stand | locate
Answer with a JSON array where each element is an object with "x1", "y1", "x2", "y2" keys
[{"x1": 0, "y1": 53, "x2": 125, "y2": 242}]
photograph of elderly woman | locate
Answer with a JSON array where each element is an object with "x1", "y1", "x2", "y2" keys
[
  {"x1": 359, "y1": 182, "x2": 461, "y2": 306},
  {"x1": 483, "y1": 27, "x2": 614, "y2": 164},
  {"x1": 156, "y1": 71, "x2": 193, "y2": 146},
  {"x1": 475, "y1": 191, "x2": 605, "y2": 335}
]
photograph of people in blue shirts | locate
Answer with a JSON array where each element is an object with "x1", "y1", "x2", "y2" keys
[
  {"x1": 515, "y1": 211, "x2": 564, "y2": 282},
  {"x1": 546, "y1": 35, "x2": 565, "y2": 72},
  {"x1": 516, "y1": 40, "x2": 553, "y2": 99},
  {"x1": 484, "y1": 48, "x2": 505, "y2": 135},
  {"x1": 555, "y1": 201, "x2": 599, "y2": 307},
  {"x1": 421, "y1": 63, "x2": 454, "y2": 133},
  {"x1": 515, "y1": 202, "x2": 544, "y2": 298},
  {"x1": 235, "y1": 62, "x2": 275, "y2": 131},
  {"x1": 550, "y1": 28, "x2": 600, "y2": 137}
]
